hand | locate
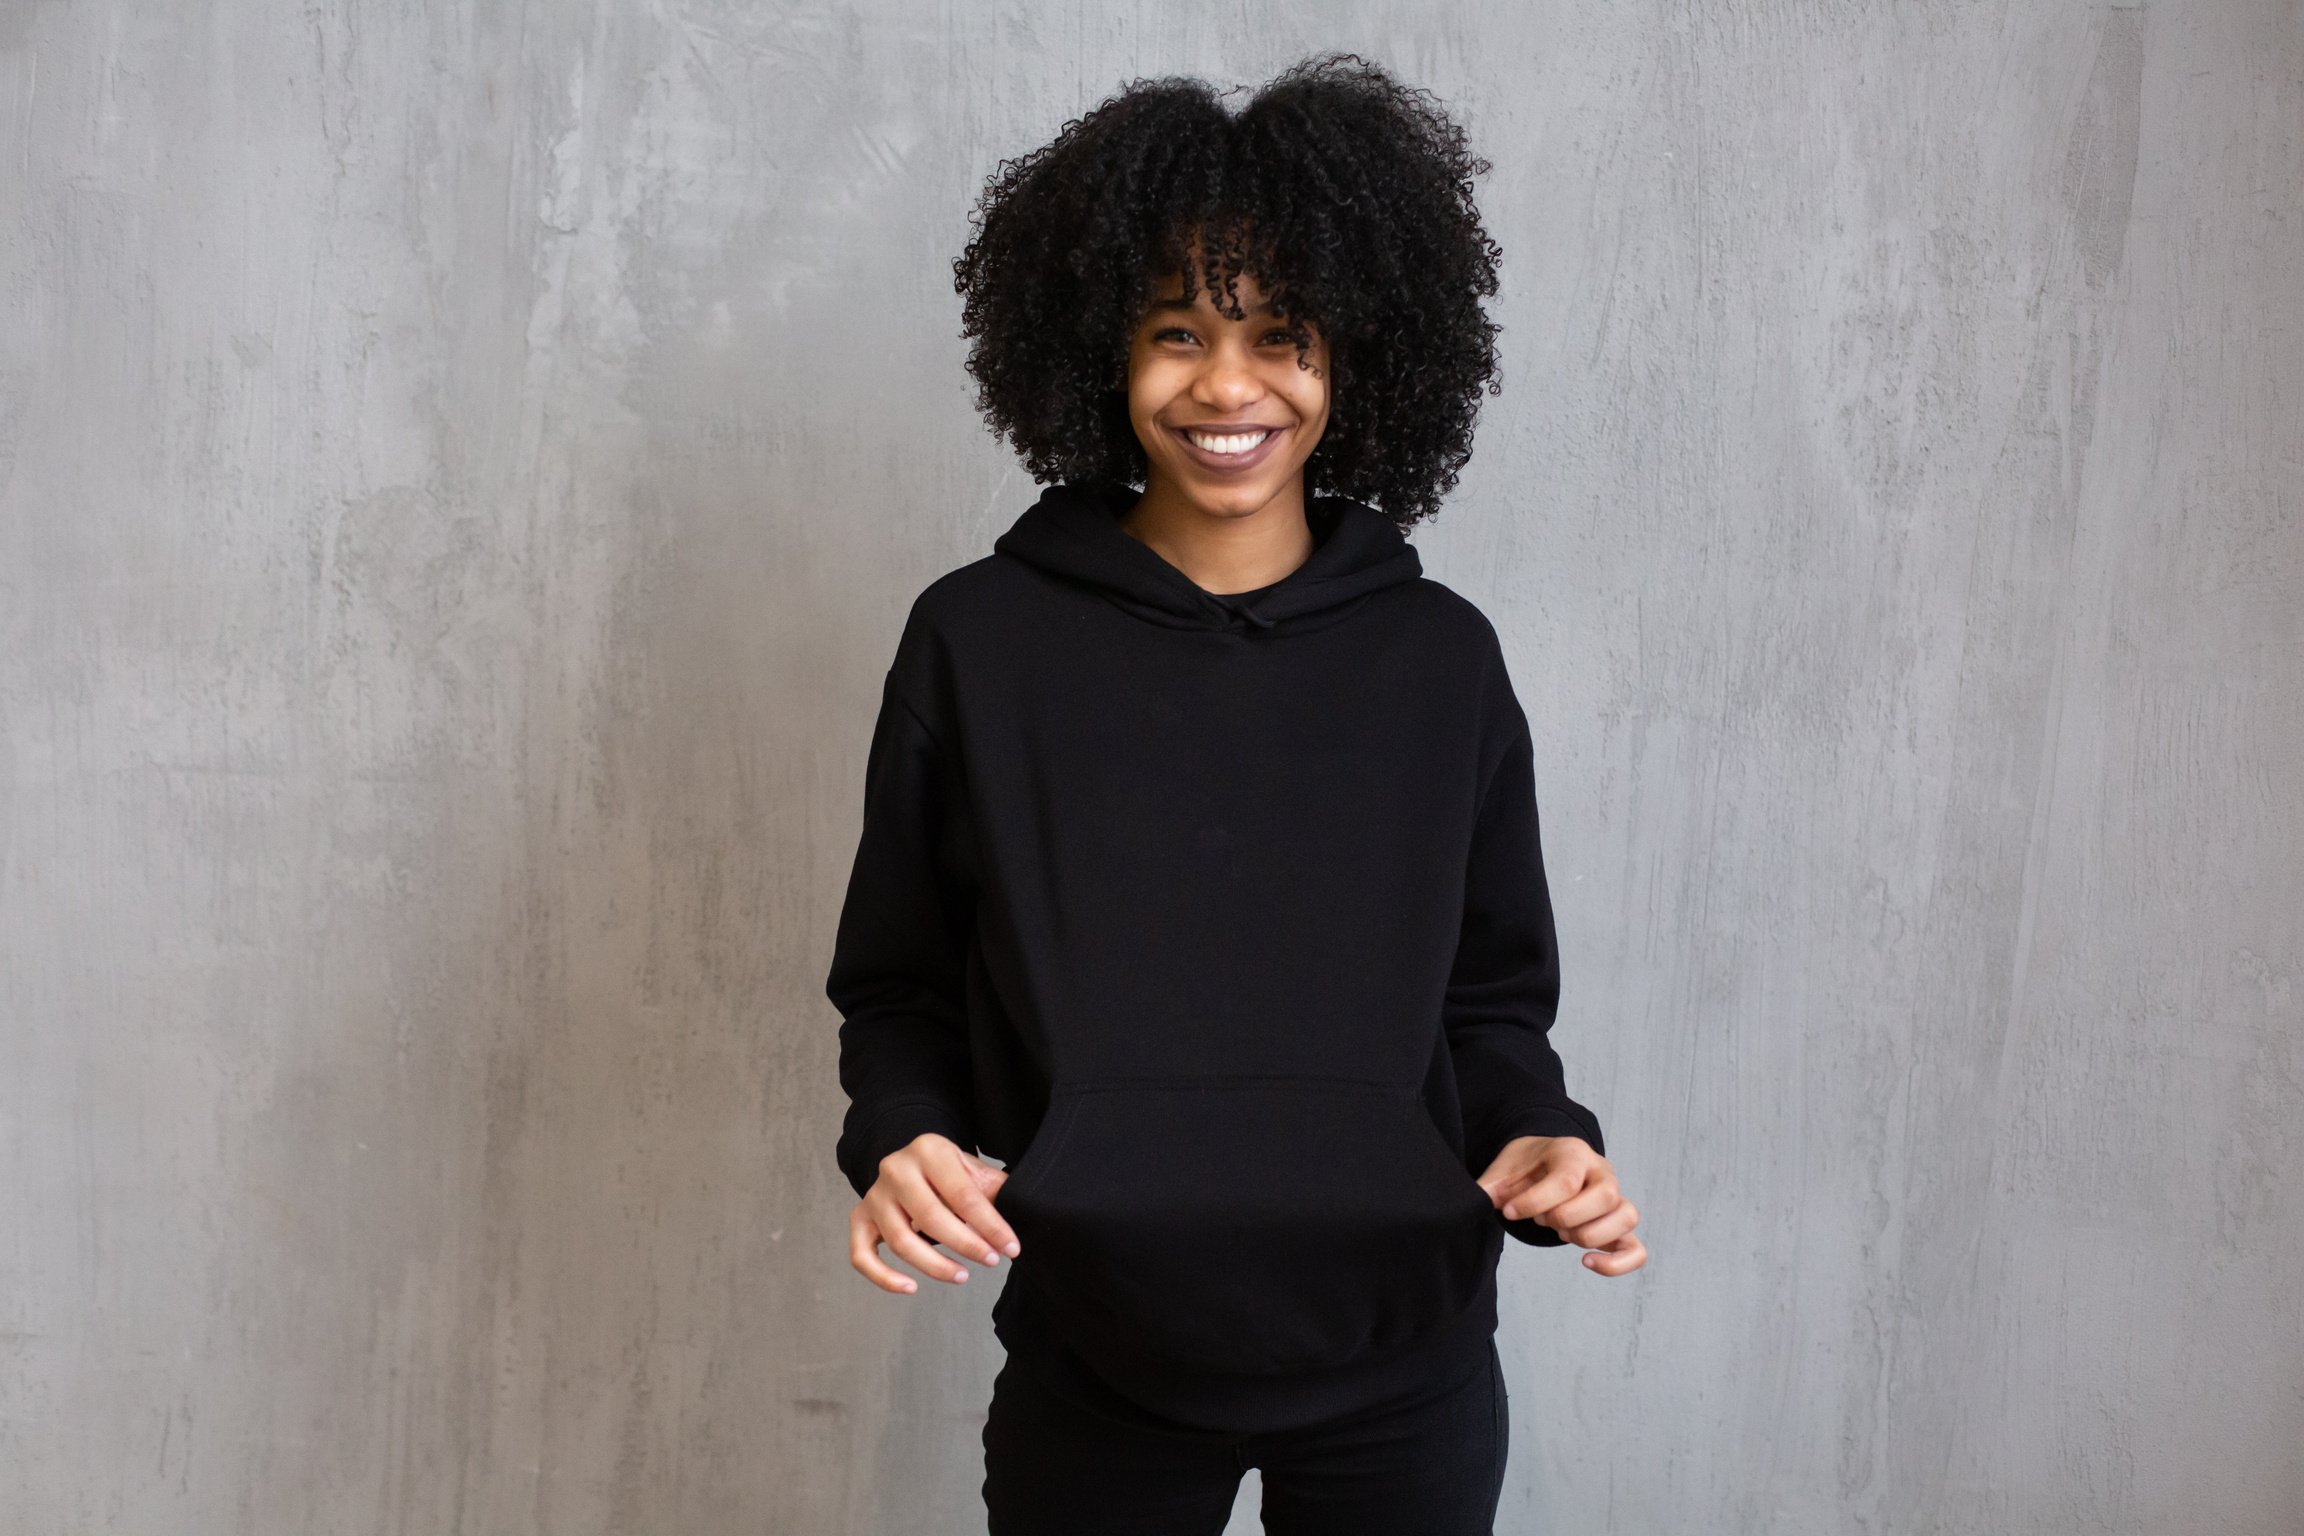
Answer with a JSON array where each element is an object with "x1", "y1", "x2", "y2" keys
[
  {"x1": 849, "y1": 1132, "x2": 1024, "y2": 1295},
  {"x1": 1475, "y1": 1134, "x2": 1646, "y2": 1277}
]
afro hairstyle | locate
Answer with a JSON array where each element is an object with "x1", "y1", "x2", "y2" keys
[{"x1": 950, "y1": 52, "x2": 1507, "y2": 531}]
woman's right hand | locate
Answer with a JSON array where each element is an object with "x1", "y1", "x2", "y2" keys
[{"x1": 849, "y1": 1132, "x2": 1024, "y2": 1295}]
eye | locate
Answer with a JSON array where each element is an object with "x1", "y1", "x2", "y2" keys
[{"x1": 1153, "y1": 326, "x2": 1198, "y2": 344}]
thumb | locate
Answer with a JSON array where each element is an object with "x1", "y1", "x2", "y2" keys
[{"x1": 1473, "y1": 1148, "x2": 1538, "y2": 1202}]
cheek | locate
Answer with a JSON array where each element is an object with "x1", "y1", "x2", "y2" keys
[
  {"x1": 1292, "y1": 370, "x2": 1331, "y2": 430},
  {"x1": 1126, "y1": 359, "x2": 1178, "y2": 426},
  {"x1": 1290, "y1": 348, "x2": 1331, "y2": 414},
  {"x1": 1123, "y1": 391, "x2": 1159, "y2": 444}
]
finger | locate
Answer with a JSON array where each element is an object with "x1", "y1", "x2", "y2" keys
[
  {"x1": 1475, "y1": 1161, "x2": 1540, "y2": 1205},
  {"x1": 1546, "y1": 1182, "x2": 1624, "y2": 1233},
  {"x1": 876, "y1": 1156, "x2": 978, "y2": 1244},
  {"x1": 1581, "y1": 1233, "x2": 1647, "y2": 1277},
  {"x1": 1563, "y1": 1199, "x2": 1638, "y2": 1251},
  {"x1": 1474, "y1": 1138, "x2": 1562, "y2": 1196},
  {"x1": 873, "y1": 1200, "x2": 975, "y2": 1284},
  {"x1": 1500, "y1": 1164, "x2": 1587, "y2": 1223},
  {"x1": 942, "y1": 1163, "x2": 1023, "y2": 1260},
  {"x1": 908, "y1": 1161, "x2": 1014, "y2": 1267},
  {"x1": 1473, "y1": 1160, "x2": 1529, "y2": 1199},
  {"x1": 848, "y1": 1207, "x2": 919, "y2": 1295}
]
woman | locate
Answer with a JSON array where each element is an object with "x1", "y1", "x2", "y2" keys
[{"x1": 825, "y1": 52, "x2": 1645, "y2": 1535}]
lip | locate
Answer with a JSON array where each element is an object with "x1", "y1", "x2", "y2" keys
[{"x1": 1169, "y1": 423, "x2": 1289, "y2": 473}]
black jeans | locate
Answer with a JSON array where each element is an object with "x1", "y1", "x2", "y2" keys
[{"x1": 981, "y1": 1329, "x2": 1509, "y2": 1535}]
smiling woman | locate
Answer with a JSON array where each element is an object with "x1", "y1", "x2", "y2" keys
[
  {"x1": 949, "y1": 51, "x2": 1508, "y2": 531},
  {"x1": 1123, "y1": 258, "x2": 1333, "y2": 527},
  {"x1": 833, "y1": 49, "x2": 1639, "y2": 1536}
]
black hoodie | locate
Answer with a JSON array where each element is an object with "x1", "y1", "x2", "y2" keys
[{"x1": 826, "y1": 479, "x2": 1605, "y2": 1434}]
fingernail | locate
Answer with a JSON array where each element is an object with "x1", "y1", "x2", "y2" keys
[
  {"x1": 983, "y1": 1250, "x2": 1001, "y2": 1265},
  {"x1": 1003, "y1": 1240, "x2": 1021, "y2": 1257},
  {"x1": 952, "y1": 1267, "x2": 969, "y2": 1282}
]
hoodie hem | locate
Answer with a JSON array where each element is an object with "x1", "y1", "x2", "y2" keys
[{"x1": 991, "y1": 1255, "x2": 1500, "y2": 1437}]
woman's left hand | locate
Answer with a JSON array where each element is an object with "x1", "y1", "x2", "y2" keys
[{"x1": 1476, "y1": 1135, "x2": 1647, "y2": 1277}]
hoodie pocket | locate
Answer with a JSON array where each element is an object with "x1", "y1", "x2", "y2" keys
[{"x1": 995, "y1": 1076, "x2": 1499, "y2": 1373}]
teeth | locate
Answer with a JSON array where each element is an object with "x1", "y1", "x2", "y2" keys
[{"x1": 1185, "y1": 429, "x2": 1272, "y2": 455}]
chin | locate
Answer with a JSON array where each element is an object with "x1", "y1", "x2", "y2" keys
[
  {"x1": 1172, "y1": 468, "x2": 1301, "y2": 509},
  {"x1": 1188, "y1": 486, "x2": 1284, "y2": 517}
]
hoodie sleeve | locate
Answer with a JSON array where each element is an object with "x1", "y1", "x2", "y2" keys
[
  {"x1": 825, "y1": 635, "x2": 980, "y2": 1200},
  {"x1": 1445, "y1": 655, "x2": 1607, "y2": 1249}
]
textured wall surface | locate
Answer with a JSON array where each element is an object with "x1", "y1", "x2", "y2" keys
[{"x1": 2, "y1": 3, "x2": 2298, "y2": 1532}]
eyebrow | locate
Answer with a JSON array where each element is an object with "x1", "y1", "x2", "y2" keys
[{"x1": 1144, "y1": 294, "x2": 1282, "y2": 316}]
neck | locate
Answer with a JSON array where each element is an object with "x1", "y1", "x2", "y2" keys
[{"x1": 1119, "y1": 472, "x2": 1316, "y2": 597}]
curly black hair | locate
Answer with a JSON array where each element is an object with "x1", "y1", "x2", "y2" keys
[{"x1": 950, "y1": 52, "x2": 1505, "y2": 531}]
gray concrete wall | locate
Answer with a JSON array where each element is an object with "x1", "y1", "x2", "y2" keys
[{"x1": 2, "y1": 3, "x2": 2297, "y2": 1532}]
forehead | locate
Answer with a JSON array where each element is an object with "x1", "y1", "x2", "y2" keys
[
  {"x1": 1151, "y1": 258, "x2": 1272, "y2": 289},
  {"x1": 1143, "y1": 265, "x2": 1284, "y2": 315}
]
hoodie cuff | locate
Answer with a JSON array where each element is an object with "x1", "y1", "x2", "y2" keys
[
  {"x1": 1487, "y1": 1105, "x2": 1605, "y2": 1248},
  {"x1": 1487, "y1": 1104, "x2": 1604, "y2": 1159},
  {"x1": 843, "y1": 1098, "x2": 977, "y2": 1199}
]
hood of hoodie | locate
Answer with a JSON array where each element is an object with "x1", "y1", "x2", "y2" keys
[{"x1": 990, "y1": 479, "x2": 1423, "y2": 634}]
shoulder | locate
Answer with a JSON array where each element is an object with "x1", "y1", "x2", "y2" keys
[
  {"x1": 881, "y1": 554, "x2": 1015, "y2": 661},
  {"x1": 1390, "y1": 576, "x2": 1529, "y2": 754},
  {"x1": 1388, "y1": 574, "x2": 1509, "y2": 666},
  {"x1": 876, "y1": 554, "x2": 1027, "y2": 726},
  {"x1": 898, "y1": 553, "x2": 1036, "y2": 638},
  {"x1": 1396, "y1": 572, "x2": 1500, "y2": 631}
]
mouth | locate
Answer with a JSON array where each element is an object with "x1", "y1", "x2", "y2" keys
[{"x1": 1169, "y1": 423, "x2": 1288, "y2": 472}]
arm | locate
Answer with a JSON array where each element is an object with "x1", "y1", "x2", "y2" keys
[
  {"x1": 1444, "y1": 660, "x2": 1607, "y2": 1249},
  {"x1": 826, "y1": 653, "x2": 980, "y2": 1201}
]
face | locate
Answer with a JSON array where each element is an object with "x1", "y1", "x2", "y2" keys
[{"x1": 1124, "y1": 259, "x2": 1331, "y2": 519}]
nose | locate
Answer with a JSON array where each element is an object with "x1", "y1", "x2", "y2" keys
[{"x1": 1190, "y1": 345, "x2": 1264, "y2": 412}]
